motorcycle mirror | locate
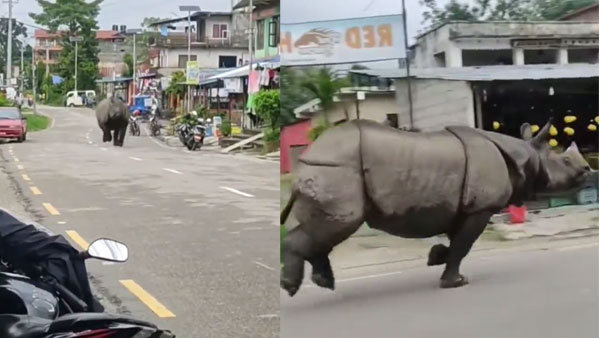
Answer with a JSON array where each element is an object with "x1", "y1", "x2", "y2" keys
[{"x1": 86, "y1": 238, "x2": 129, "y2": 262}]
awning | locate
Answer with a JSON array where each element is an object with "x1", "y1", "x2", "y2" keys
[
  {"x1": 95, "y1": 77, "x2": 133, "y2": 83},
  {"x1": 210, "y1": 57, "x2": 280, "y2": 79}
]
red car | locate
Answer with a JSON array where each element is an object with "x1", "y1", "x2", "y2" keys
[{"x1": 0, "y1": 107, "x2": 27, "y2": 142}]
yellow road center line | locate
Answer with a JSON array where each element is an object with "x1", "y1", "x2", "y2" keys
[
  {"x1": 22, "y1": 174, "x2": 31, "y2": 181},
  {"x1": 65, "y1": 230, "x2": 89, "y2": 250},
  {"x1": 42, "y1": 202, "x2": 60, "y2": 216},
  {"x1": 30, "y1": 186, "x2": 42, "y2": 195},
  {"x1": 13, "y1": 158, "x2": 19, "y2": 162},
  {"x1": 17, "y1": 165, "x2": 24, "y2": 170},
  {"x1": 119, "y1": 280, "x2": 176, "y2": 318}
]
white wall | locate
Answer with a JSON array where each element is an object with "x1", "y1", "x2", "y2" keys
[
  {"x1": 308, "y1": 93, "x2": 398, "y2": 126},
  {"x1": 160, "y1": 47, "x2": 247, "y2": 68},
  {"x1": 395, "y1": 78, "x2": 475, "y2": 131}
]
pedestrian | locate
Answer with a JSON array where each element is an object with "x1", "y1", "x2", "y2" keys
[{"x1": 15, "y1": 92, "x2": 24, "y2": 112}]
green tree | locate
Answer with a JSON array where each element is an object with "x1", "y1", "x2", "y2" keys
[
  {"x1": 166, "y1": 71, "x2": 186, "y2": 97},
  {"x1": 123, "y1": 53, "x2": 133, "y2": 77},
  {"x1": 254, "y1": 89, "x2": 280, "y2": 130},
  {"x1": 30, "y1": 0, "x2": 102, "y2": 91},
  {"x1": 280, "y1": 67, "x2": 311, "y2": 126},
  {"x1": 141, "y1": 17, "x2": 165, "y2": 31},
  {"x1": 0, "y1": 19, "x2": 28, "y2": 77},
  {"x1": 420, "y1": 0, "x2": 596, "y2": 28},
  {"x1": 300, "y1": 68, "x2": 348, "y2": 124}
]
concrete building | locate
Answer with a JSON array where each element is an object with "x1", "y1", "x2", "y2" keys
[
  {"x1": 351, "y1": 64, "x2": 598, "y2": 152},
  {"x1": 233, "y1": 0, "x2": 280, "y2": 60},
  {"x1": 34, "y1": 29, "x2": 130, "y2": 77},
  {"x1": 411, "y1": 21, "x2": 599, "y2": 68},
  {"x1": 148, "y1": 11, "x2": 249, "y2": 78},
  {"x1": 293, "y1": 87, "x2": 398, "y2": 126}
]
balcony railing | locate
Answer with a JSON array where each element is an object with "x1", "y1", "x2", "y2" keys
[{"x1": 151, "y1": 33, "x2": 247, "y2": 48}]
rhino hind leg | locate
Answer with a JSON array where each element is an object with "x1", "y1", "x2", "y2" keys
[
  {"x1": 101, "y1": 127, "x2": 111, "y2": 142},
  {"x1": 427, "y1": 244, "x2": 449, "y2": 266},
  {"x1": 440, "y1": 211, "x2": 493, "y2": 288},
  {"x1": 309, "y1": 255, "x2": 335, "y2": 290}
]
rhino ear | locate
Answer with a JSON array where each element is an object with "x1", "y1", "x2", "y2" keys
[
  {"x1": 566, "y1": 141, "x2": 580, "y2": 154},
  {"x1": 530, "y1": 119, "x2": 553, "y2": 149},
  {"x1": 521, "y1": 123, "x2": 533, "y2": 141}
]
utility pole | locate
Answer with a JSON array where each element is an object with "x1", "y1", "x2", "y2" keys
[
  {"x1": 6, "y1": 0, "x2": 15, "y2": 86},
  {"x1": 32, "y1": 45, "x2": 37, "y2": 115},
  {"x1": 246, "y1": 0, "x2": 253, "y2": 130},
  {"x1": 69, "y1": 36, "x2": 82, "y2": 91},
  {"x1": 179, "y1": 5, "x2": 200, "y2": 113},
  {"x1": 19, "y1": 42, "x2": 23, "y2": 93},
  {"x1": 401, "y1": 0, "x2": 414, "y2": 128}
]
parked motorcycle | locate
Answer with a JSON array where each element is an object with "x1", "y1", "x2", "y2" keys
[
  {"x1": 129, "y1": 114, "x2": 141, "y2": 136},
  {"x1": 0, "y1": 237, "x2": 175, "y2": 337},
  {"x1": 176, "y1": 123, "x2": 191, "y2": 146},
  {"x1": 185, "y1": 121, "x2": 206, "y2": 151},
  {"x1": 149, "y1": 106, "x2": 161, "y2": 137}
]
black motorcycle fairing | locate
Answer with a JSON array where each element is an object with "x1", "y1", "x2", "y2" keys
[
  {"x1": 0, "y1": 210, "x2": 103, "y2": 312},
  {"x1": 0, "y1": 314, "x2": 51, "y2": 338},
  {"x1": 0, "y1": 272, "x2": 58, "y2": 319}
]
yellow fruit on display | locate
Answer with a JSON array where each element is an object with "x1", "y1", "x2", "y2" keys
[
  {"x1": 595, "y1": 116, "x2": 599, "y2": 124},
  {"x1": 548, "y1": 139, "x2": 558, "y2": 147},
  {"x1": 563, "y1": 127, "x2": 575, "y2": 135},
  {"x1": 563, "y1": 116, "x2": 577, "y2": 123},
  {"x1": 549, "y1": 125, "x2": 558, "y2": 136},
  {"x1": 588, "y1": 124, "x2": 597, "y2": 131},
  {"x1": 493, "y1": 121, "x2": 500, "y2": 130},
  {"x1": 530, "y1": 124, "x2": 540, "y2": 133}
]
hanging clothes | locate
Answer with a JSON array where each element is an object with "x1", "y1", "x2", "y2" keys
[
  {"x1": 248, "y1": 71, "x2": 260, "y2": 94},
  {"x1": 224, "y1": 78, "x2": 243, "y2": 93},
  {"x1": 259, "y1": 68, "x2": 270, "y2": 86}
]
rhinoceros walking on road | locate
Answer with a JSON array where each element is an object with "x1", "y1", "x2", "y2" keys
[
  {"x1": 96, "y1": 97, "x2": 130, "y2": 147},
  {"x1": 280, "y1": 119, "x2": 592, "y2": 297}
]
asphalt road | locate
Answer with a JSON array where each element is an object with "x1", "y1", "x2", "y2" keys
[
  {"x1": 0, "y1": 106, "x2": 279, "y2": 338},
  {"x1": 281, "y1": 241, "x2": 599, "y2": 338}
]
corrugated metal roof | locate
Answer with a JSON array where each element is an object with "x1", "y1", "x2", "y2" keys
[{"x1": 350, "y1": 64, "x2": 599, "y2": 81}]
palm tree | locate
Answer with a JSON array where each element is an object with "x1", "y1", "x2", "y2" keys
[{"x1": 300, "y1": 67, "x2": 348, "y2": 125}]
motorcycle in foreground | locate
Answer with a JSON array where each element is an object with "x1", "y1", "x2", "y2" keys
[{"x1": 0, "y1": 237, "x2": 175, "y2": 338}]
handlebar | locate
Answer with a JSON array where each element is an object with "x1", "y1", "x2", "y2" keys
[{"x1": 52, "y1": 280, "x2": 89, "y2": 312}]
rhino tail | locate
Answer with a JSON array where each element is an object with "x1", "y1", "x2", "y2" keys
[{"x1": 281, "y1": 190, "x2": 298, "y2": 225}]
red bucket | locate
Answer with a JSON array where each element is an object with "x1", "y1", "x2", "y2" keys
[{"x1": 507, "y1": 205, "x2": 527, "y2": 224}]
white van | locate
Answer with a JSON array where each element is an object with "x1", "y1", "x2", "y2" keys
[{"x1": 66, "y1": 90, "x2": 96, "y2": 107}]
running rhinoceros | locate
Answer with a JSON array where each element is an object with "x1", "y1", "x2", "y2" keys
[{"x1": 280, "y1": 119, "x2": 592, "y2": 297}]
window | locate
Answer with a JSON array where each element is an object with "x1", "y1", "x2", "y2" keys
[
  {"x1": 212, "y1": 23, "x2": 228, "y2": 39},
  {"x1": 218, "y1": 56, "x2": 237, "y2": 68},
  {"x1": 178, "y1": 54, "x2": 197, "y2": 68},
  {"x1": 269, "y1": 16, "x2": 279, "y2": 47},
  {"x1": 256, "y1": 19, "x2": 265, "y2": 50}
]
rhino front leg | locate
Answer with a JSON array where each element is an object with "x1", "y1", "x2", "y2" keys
[
  {"x1": 309, "y1": 255, "x2": 335, "y2": 290},
  {"x1": 440, "y1": 211, "x2": 493, "y2": 288},
  {"x1": 427, "y1": 244, "x2": 449, "y2": 266},
  {"x1": 281, "y1": 226, "x2": 311, "y2": 297}
]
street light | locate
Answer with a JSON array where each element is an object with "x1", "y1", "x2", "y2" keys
[
  {"x1": 126, "y1": 29, "x2": 143, "y2": 97},
  {"x1": 179, "y1": 5, "x2": 200, "y2": 113},
  {"x1": 69, "y1": 36, "x2": 83, "y2": 92}
]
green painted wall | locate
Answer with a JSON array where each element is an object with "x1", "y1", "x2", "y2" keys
[{"x1": 254, "y1": 5, "x2": 279, "y2": 59}]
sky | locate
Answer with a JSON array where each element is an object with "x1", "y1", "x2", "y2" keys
[{"x1": 2, "y1": 0, "x2": 451, "y2": 43}]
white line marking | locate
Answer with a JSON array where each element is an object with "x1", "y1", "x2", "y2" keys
[
  {"x1": 244, "y1": 226, "x2": 263, "y2": 231},
  {"x1": 129, "y1": 156, "x2": 142, "y2": 161},
  {"x1": 258, "y1": 314, "x2": 279, "y2": 319},
  {"x1": 556, "y1": 242, "x2": 598, "y2": 252},
  {"x1": 16, "y1": 165, "x2": 24, "y2": 170},
  {"x1": 58, "y1": 221, "x2": 67, "y2": 225},
  {"x1": 220, "y1": 186, "x2": 254, "y2": 198},
  {"x1": 254, "y1": 261, "x2": 275, "y2": 271},
  {"x1": 163, "y1": 168, "x2": 182, "y2": 175},
  {"x1": 88, "y1": 141, "x2": 93, "y2": 144},
  {"x1": 100, "y1": 147, "x2": 107, "y2": 151}
]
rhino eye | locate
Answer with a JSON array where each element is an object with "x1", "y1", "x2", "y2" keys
[{"x1": 563, "y1": 157, "x2": 571, "y2": 166}]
